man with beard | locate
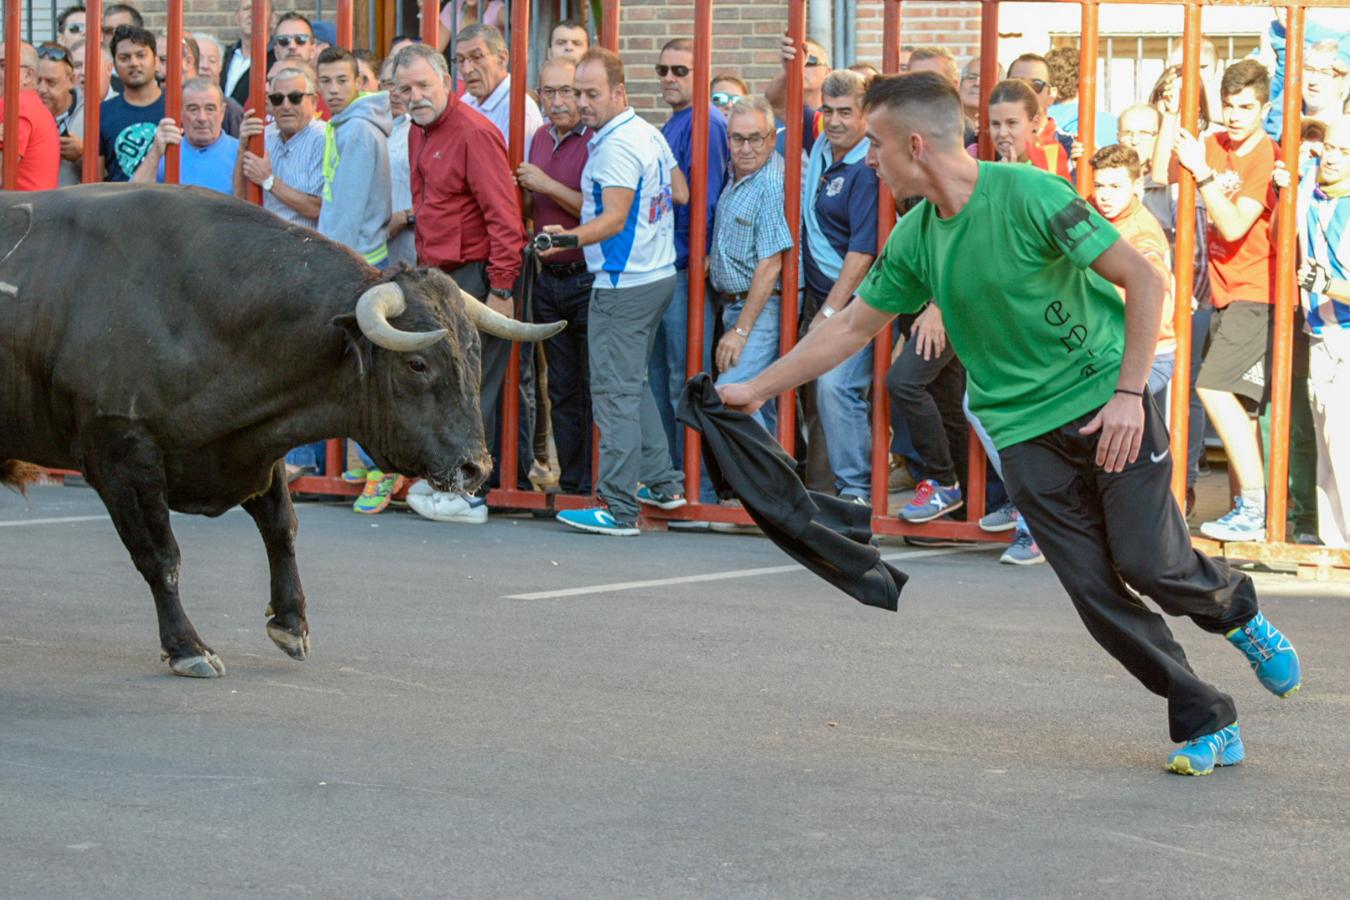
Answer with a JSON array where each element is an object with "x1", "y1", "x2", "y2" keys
[{"x1": 98, "y1": 25, "x2": 163, "y2": 181}]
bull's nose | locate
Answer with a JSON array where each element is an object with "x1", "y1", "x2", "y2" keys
[{"x1": 459, "y1": 460, "x2": 487, "y2": 487}]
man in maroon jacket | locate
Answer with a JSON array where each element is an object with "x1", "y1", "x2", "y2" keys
[{"x1": 392, "y1": 42, "x2": 532, "y2": 524}]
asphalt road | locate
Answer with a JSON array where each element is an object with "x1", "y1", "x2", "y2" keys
[{"x1": 2, "y1": 485, "x2": 1348, "y2": 899}]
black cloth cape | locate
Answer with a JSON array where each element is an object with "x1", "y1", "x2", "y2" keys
[{"x1": 676, "y1": 374, "x2": 906, "y2": 612}]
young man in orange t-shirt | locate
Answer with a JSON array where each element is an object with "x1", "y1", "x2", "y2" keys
[
  {"x1": 1174, "y1": 59, "x2": 1277, "y2": 542},
  {"x1": 1091, "y1": 144, "x2": 1177, "y2": 400}
]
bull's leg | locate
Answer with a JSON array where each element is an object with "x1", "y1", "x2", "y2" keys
[
  {"x1": 82, "y1": 427, "x2": 224, "y2": 678},
  {"x1": 243, "y1": 461, "x2": 310, "y2": 661}
]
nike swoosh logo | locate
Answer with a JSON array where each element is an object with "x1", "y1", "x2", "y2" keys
[{"x1": 1151, "y1": 450, "x2": 1169, "y2": 463}]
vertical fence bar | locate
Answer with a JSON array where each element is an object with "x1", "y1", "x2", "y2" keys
[
  {"x1": 245, "y1": 0, "x2": 269, "y2": 205},
  {"x1": 1167, "y1": 0, "x2": 1202, "y2": 505},
  {"x1": 337, "y1": 0, "x2": 353, "y2": 49},
  {"x1": 869, "y1": 0, "x2": 902, "y2": 514},
  {"x1": 682, "y1": 0, "x2": 712, "y2": 503},
  {"x1": 776, "y1": 0, "x2": 807, "y2": 452},
  {"x1": 2, "y1": 0, "x2": 21, "y2": 189},
  {"x1": 420, "y1": 0, "x2": 437, "y2": 50},
  {"x1": 80, "y1": 0, "x2": 101, "y2": 182},
  {"x1": 977, "y1": 0, "x2": 998, "y2": 162},
  {"x1": 1074, "y1": 0, "x2": 1098, "y2": 197},
  {"x1": 1267, "y1": 4, "x2": 1304, "y2": 545},
  {"x1": 163, "y1": 0, "x2": 184, "y2": 184},
  {"x1": 601, "y1": 2, "x2": 619, "y2": 53}
]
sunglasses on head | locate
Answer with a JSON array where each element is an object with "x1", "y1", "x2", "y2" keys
[
  {"x1": 655, "y1": 64, "x2": 690, "y2": 78},
  {"x1": 274, "y1": 34, "x2": 312, "y2": 48},
  {"x1": 38, "y1": 45, "x2": 71, "y2": 62},
  {"x1": 268, "y1": 90, "x2": 312, "y2": 106}
]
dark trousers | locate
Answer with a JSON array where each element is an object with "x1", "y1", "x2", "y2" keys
[
  {"x1": 1000, "y1": 395, "x2": 1259, "y2": 743},
  {"x1": 448, "y1": 260, "x2": 535, "y2": 492},
  {"x1": 796, "y1": 286, "x2": 836, "y2": 493},
  {"x1": 885, "y1": 329, "x2": 967, "y2": 490},
  {"x1": 534, "y1": 265, "x2": 595, "y2": 494}
]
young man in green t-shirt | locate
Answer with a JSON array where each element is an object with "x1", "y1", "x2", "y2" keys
[{"x1": 718, "y1": 73, "x2": 1302, "y2": 776}]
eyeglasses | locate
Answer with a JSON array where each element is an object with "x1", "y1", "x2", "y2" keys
[
  {"x1": 960, "y1": 72, "x2": 979, "y2": 84},
  {"x1": 1306, "y1": 65, "x2": 1344, "y2": 80},
  {"x1": 64, "y1": 22, "x2": 84, "y2": 34},
  {"x1": 273, "y1": 34, "x2": 312, "y2": 48},
  {"x1": 268, "y1": 91, "x2": 312, "y2": 106},
  {"x1": 454, "y1": 50, "x2": 490, "y2": 67},
  {"x1": 711, "y1": 91, "x2": 740, "y2": 107},
  {"x1": 1118, "y1": 129, "x2": 1158, "y2": 140},
  {"x1": 1025, "y1": 78, "x2": 1049, "y2": 93},
  {"x1": 729, "y1": 132, "x2": 768, "y2": 149},
  {"x1": 38, "y1": 45, "x2": 71, "y2": 62},
  {"x1": 655, "y1": 64, "x2": 691, "y2": 78},
  {"x1": 539, "y1": 86, "x2": 576, "y2": 100}
]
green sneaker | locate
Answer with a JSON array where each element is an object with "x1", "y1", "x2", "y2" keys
[
  {"x1": 353, "y1": 471, "x2": 403, "y2": 514},
  {"x1": 341, "y1": 467, "x2": 370, "y2": 484}
]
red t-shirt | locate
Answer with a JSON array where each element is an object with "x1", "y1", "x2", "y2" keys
[
  {"x1": 1204, "y1": 132, "x2": 1278, "y2": 308},
  {"x1": 0, "y1": 90, "x2": 60, "y2": 191}
]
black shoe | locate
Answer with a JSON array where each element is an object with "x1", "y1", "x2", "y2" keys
[{"x1": 1185, "y1": 486, "x2": 1196, "y2": 518}]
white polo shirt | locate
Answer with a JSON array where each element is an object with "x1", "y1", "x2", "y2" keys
[
  {"x1": 461, "y1": 74, "x2": 542, "y2": 153},
  {"x1": 580, "y1": 108, "x2": 678, "y2": 289}
]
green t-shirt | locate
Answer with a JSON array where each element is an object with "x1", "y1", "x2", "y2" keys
[{"x1": 857, "y1": 162, "x2": 1125, "y2": 450}]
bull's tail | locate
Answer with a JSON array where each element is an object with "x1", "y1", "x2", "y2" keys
[{"x1": 1, "y1": 460, "x2": 42, "y2": 496}]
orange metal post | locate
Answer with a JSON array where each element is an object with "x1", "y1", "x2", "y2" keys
[
  {"x1": 420, "y1": 0, "x2": 438, "y2": 51},
  {"x1": 164, "y1": 0, "x2": 185, "y2": 184},
  {"x1": 682, "y1": 0, "x2": 713, "y2": 502},
  {"x1": 245, "y1": 0, "x2": 269, "y2": 206},
  {"x1": 601, "y1": 3, "x2": 620, "y2": 53},
  {"x1": 776, "y1": 0, "x2": 807, "y2": 452},
  {"x1": 2, "y1": 0, "x2": 19, "y2": 189},
  {"x1": 81, "y1": 0, "x2": 103, "y2": 183},
  {"x1": 1267, "y1": 4, "x2": 1305, "y2": 544},
  {"x1": 977, "y1": 1, "x2": 999, "y2": 161},
  {"x1": 1167, "y1": 0, "x2": 1203, "y2": 504},
  {"x1": 1073, "y1": 0, "x2": 1098, "y2": 197},
  {"x1": 337, "y1": 0, "x2": 354, "y2": 49}
]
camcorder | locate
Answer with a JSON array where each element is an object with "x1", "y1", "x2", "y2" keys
[{"x1": 532, "y1": 232, "x2": 581, "y2": 252}]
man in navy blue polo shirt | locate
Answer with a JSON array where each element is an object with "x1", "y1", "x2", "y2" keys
[
  {"x1": 651, "y1": 37, "x2": 729, "y2": 476},
  {"x1": 801, "y1": 69, "x2": 878, "y2": 502}
]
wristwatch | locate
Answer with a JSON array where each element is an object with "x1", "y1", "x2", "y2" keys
[
  {"x1": 1194, "y1": 170, "x2": 1215, "y2": 190},
  {"x1": 733, "y1": 325, "x2": 749, "y2": 337},
  {"x1": 488, "y1": 287, "x2": 513, "y2": 301},
  {"x1": 261, "y1": 174, "x2": 275, "y2": 193}
]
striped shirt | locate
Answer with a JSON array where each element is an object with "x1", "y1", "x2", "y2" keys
[
  {"x1": 709, "y1": 152, "x2": 794, "y2": 295},
  {"x1": 1298, "y1": 160, "x2": 1350, "y2": 334},
  {"x1": 264, "y1": 119, "x2": 326, "y2": 229}
]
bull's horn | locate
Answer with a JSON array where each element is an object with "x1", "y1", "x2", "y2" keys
[
  {"x1": 453, "y1": 281, "x2": 567, "y2": 342},
  {"x1": 354, "y1": 283, "x2": 448, "y2": 352}
]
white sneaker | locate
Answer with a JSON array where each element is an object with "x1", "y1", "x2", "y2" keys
[
  {"x1": 407, "y1": 490, "x2": 488, "y2": 524},
  {"x1": 405, "y1": 478, "x2": 435, "y2": 497}
]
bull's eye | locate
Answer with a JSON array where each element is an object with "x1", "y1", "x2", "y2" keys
[{"x1": 408, "y1": 359, "x2": 429, "y2": 374}]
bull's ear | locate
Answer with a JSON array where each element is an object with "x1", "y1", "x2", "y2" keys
[{"x1": 329, "y1": 313, "x2": 372, "y2": 378}]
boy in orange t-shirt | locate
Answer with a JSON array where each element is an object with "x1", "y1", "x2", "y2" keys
[{"x1": 1173, "y1": 59, "x2": 1277, "y2": 542}]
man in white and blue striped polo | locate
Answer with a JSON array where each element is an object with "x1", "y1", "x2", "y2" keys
[{"x1": 233, "y1": 64, "x2": 325, "y2": 230}]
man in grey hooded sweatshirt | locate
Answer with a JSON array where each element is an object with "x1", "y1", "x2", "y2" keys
[{"x1": 316, "y1": 46, "x2": 392, "y2": 267}]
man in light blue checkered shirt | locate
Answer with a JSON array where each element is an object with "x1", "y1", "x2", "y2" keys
[
  {"x1": 709, "y1": 95, "x2": 796, "y2": 435},
  {"x1": 233, "y1": 65, "x2": 326, "y2": 230}
]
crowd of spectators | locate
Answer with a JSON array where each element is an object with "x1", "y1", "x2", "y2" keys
[{"x1": 3, "y1": 4, "x2": 1347, "y2": 552}]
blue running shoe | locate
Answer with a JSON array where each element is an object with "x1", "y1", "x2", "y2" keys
[
  {"x1": 1226, "y1": 612, "x2": 1302, "y2": 697},
  {"x1": 557, "y1": 507, "x2": 640, "y2": 536},
  {"x1": 978, "y1": 501, "x2": 1018, "y2": 533},
  {"x1": 636, "y1": 484, "x2": 687, "y2": 510},
  {"x1": 1200, "y1": 496, "x2": 1266, "y2": 542},
  {"x1": 1167, "y1": 724, "x2": 1244, "y2": 776},
  {"x1": 900, "y1": 479, "x2": 964, "y2": 524}
]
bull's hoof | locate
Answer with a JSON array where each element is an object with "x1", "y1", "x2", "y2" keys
[
  {"x1": 266, "y1": 620, "x2": 311, "y2": 661},
  {"x1": 166, "y1": 652, "x2": 226, "y2": 678}
]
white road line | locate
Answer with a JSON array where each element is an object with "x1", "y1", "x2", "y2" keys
[
  {"x1": 504, "y1": 545, "x2": 991, "y2": 600},
  {"x1": 0, "y1": 514, "x2": 112, "y2": 527}
]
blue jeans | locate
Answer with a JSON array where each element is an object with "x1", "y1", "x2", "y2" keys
[
  {"x1": 649, "y1": 267, "x2": 715, "y2": 470},
  {"x1": 816, "y1": 340, "x2": 874, "y2": 499},
  {"x1": 285, "y1": 441, "x2": 373, "y2": 475},
  {"x1": 717, "y1": 297, "x2": 780, "y2": 434},
  {"x1": 1149, "y1": 351, "x2": 1176, "y2": 399}
]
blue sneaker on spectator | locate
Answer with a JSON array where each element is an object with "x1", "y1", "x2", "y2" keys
[
  {"x1": 636, "y1": 484, "x2": 687, "y2": 510},
  {"x1": 1226, "y1": 612, "x2": 1302, "y2": 697},
  {"x1": 1000, "y1": 529, "x2": 1045, "y2": 565},
  {"x1": 1167, "y1": 724, "x2": 1244, "y2": 776},
  {"x1": 900, "y1": 479, "x2": 963, "y2": 524},
  {"x1": 978, "y1": 501, "x2": 1018, "y2": 532},
  {"x1": 557, "y1": 507, "x2": 640, "y2": 536},
  {"x1": 1200, "y1": 496, "x2": 1266, "y2": 542}
]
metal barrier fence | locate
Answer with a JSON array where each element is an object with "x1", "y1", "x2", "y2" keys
[{"x1": 6, "y1": 0, "x2": 1347, "y2": 575}]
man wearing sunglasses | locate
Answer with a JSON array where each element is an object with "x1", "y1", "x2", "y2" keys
[
  {"x1": 0, "y1": 41, "x2": 61, "y2": 191},
  {"x1": 57, "y1": 5, "x2": 85, "y2": 51},
  {"x1": 1008, "y1": 52, "x2": 1074, "y2": 170},
  {"x1": 234, "y1": 66, "x2": 325, "y2": 230},
  {"x1": 648, "y1": 37, "x2": 729, "y2": 491},
  {"x1": 36, "y1": 43, "x2": 84, "y2": 186}
]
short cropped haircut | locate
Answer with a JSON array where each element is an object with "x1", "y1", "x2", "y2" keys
[
  {"x1": 822, "y1": 68, "x2": 868, "y2": 101},
  {"x1": 317, "y1": 45, "x2": 359, "y2": 79},
  {"x1": 863, "y1": 72, "x2": 965, "y2": 148},
  {"x1": 712, "y1": 72, "x2": 749, "y2": 95},
  {"x1": 193, "y1": 31, "x2": 224, "y2": 59},
  {"x1": 1045, "y1": 46, "x2": 1078, "y2": 101},
  {"x1": 1310, "y1": 38, "x2": 1349, "y2": 74},
  {"x1": 104, "y1": 3, "x2": 143, "y2": 27},
  {"x1": 457, "y1": 23, "x2": 506, "y2": 55},
  {"x1": 393, "y1": 42, "x2": 448, "y2": 78},
  {"x1": 274, "y1": 11, "x2": 313, "y2": 33},
  {"x1": 1221, "y1": 58, "x2": 1270, "y2": 104},
  {"x1": 182, "y1": 75, "x2": 223, "y2": 104},
  {"x1": 553, "y1": 18, "x2": 586, "y2": 36},
  {"x1": 111, "y1": 24, "x2": 155, "y2": 56},
  {"x1": 661, "y1": 37, "x2": 693, "y2": 56},
  {"x1": 909, "y1": 46, "x2": 958, "y2": 84},
  {"x1": 989, "y1": 78, "x2": 1039, "y2": 120},
  {"x1": 57, "y1": 4, "x2": 84, "y2": 32},
  {"x1": 271, "y1": 64, "x2": 316, "y2": 93},
  {"x1": 725, "y1": 94, "x2": 775, "y2": 132},
  {"x1": 1118, "y1": 103, "x2": 1161, "y2": 130},
  {"x1": 579, "y1": 45, "x2": 624, "y2": 88},
  {"x1": 1009, "y1": 52, "x2": 1049, "y2": 75},
  {"x1": 1091, "y1": 143, "x2": 1141, "y2": 181}
]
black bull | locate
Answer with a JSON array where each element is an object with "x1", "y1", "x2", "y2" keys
[{"x1": 0, "y1": 185, "x2": 562, "y2": 677}]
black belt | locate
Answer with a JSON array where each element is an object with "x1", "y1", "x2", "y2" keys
[{"x1": 541, "y1": 260, "x2": 589, "y2": 278}]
